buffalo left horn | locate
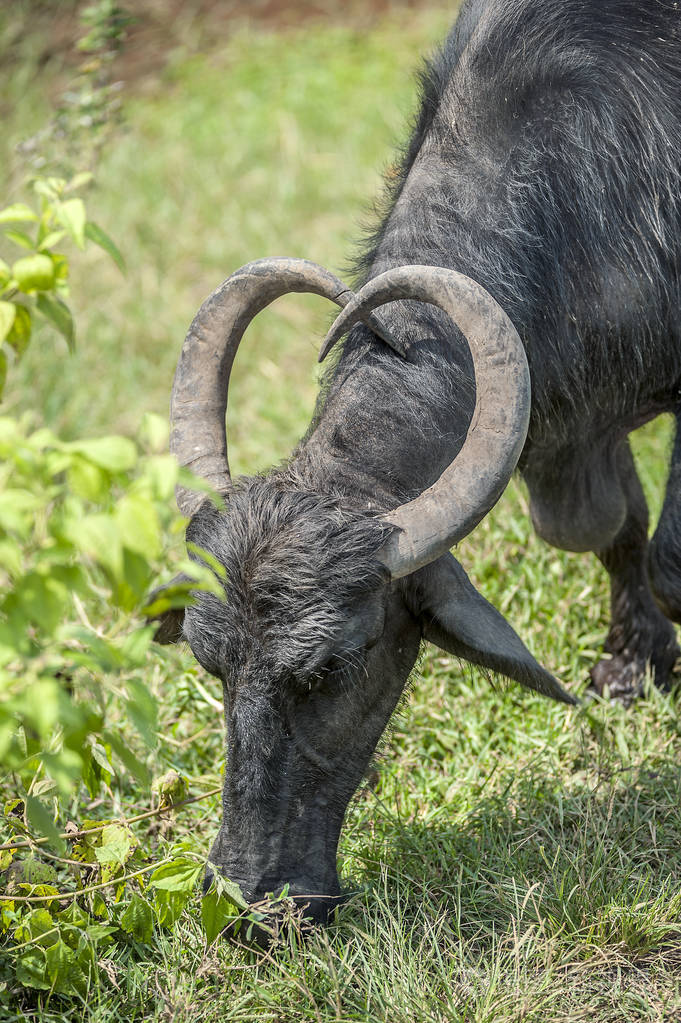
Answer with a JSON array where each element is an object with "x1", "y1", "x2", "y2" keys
[
  {"x1": 321, "y1": 264, "x2": 531, "y2": 579},
  {"x1": 170, "y1": 257, "x2": 398, "y2": 518}
]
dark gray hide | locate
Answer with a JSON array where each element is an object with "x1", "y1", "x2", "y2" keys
[{"x1": 154, "y1": 0, "x2": 681, "y2": 930}]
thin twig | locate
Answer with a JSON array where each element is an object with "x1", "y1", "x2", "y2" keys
[
  {"x1": 191, "y1": 676, "x2": 223, "y2": 713},
  {"x1": 0, "y1": 858, "x2": 172, "y2": 904},
  {"x1": 11, "y1": 926, "x2": 61, "y2": 952},
  {"x1": 0, "y1": 786, "x2": 222, "y2": 853},
  {"x1": 29, "y1": 847, "x2": 94, "y2": 869}
]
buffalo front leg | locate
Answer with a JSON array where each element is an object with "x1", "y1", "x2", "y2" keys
[{"x1": 526, "y1": 437, "x2": 678, "y2": 703}]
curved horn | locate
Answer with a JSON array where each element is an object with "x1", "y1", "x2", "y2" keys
[
  {"x1": 322, "y1": 265, "x2": 530, "y2": 579},
  {"x1": 171, "y1": 257, "x2": 393, "y2": 517}
]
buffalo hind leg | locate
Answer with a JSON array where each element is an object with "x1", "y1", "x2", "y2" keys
[
  {"x1": 526, "y1": 437, "x2": 678, "y2": 703},
  {"x1": 592, "y1": 441, "x2": 678, "y2": 701}
]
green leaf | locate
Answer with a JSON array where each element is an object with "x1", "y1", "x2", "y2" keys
[
  {"x1": 15, "y1": 949, "x2": 51, "y2": 991},
  {"x1": 14, "y1": 908, "x2": 59, "y2": 948},
  {"x1": 125, "y1": 676, "x2": 158, "y2": 747},
  {"x1": 58, "y1": 903, "x2": 88, "y2": 929},
  {"x1": 0, "y1": 301, "x2": 15, "y2": 342},
  {"x1": 138, "y1": 411, "x2": 168, "y2": 453},
  {"x1": 85, "y1": 922, "x2": 117, "y2": 944},
  {"x1": 200, "y1": 874, "x2": 248, "y2": 944},
  {"x1": 94, "y1": 824, "x2": 137, "y2": 867},
  {"x1": 71, "y1": 820, "x2": 106, "y2": 864},
  {"x1": 64, "y1": 435, "x2": 137, "y2": 472},
  {"x1": 0, "y1": 349, "x2": 6, "y2": 401},
  {"x1": 119, "y1": 625, "x2": 155, "y2": 665},
  {"x1": 66, "y1": 171, "x2": 94, "y2": 192},
  {"x1": 0, "y1": 203, "x2": 39, "y2": 225},
  {"x1": 89, "y1": 737, "x2": 115, "y2": 777},
  {"x1": 13, "y1": 254, "x2": 55, "y2": 293},
  {"x1": 0, "y1": 488, "x2": 43, "y2": 534},
  {"x1": 201, "y1": 886, "x2": 239, "y2": 944},
  {"x1": 12, "y1": 859, "x2": 58, "y2": 886},
  {"x1": 0, "y1": 537, "x2": 23, "y2": 577},
  {"x1": 33, "y1": 177, "x2": 61, "y2": 201},
  {"x1": 81, "y1": 747, "x2": 100, "y2": 799},
  {"x1": 210, "y1": 871, "x2": 250, "y2": 911},
  {"x1": 116, "y1": 492, "x2": 161, "y2": 559},
  {"x1": 6, "y1": 303, "x2": 31, "y2": 359},
  {"x1": 10, "y1": 569, "x2": 70, "y2": 634},
  {"x1": 4, "y1": 229, "x2": 35, "y2": 250},
  {"x1": 94, "y1": 823, "x2": 137, "y2": 879},
  {"x1": 187, "y1": 542, "x2": 228, "y2": 582},
  {"x1": 113, "y1": 549, "x2": 153, "y2": 610},
  {"x1": 91, "y1": 893, "x2": 109, "y2": 920},
  {"x1": 25, "y1": 796, "x2": 64, "y2": 851},
  {"x1": 149, "y1": 857, "x2": 203, "y2": 893},
  {"x1": 69, "y1": 513, "x2": 123, "y2": 578},
  {"x1": 66, "y1": 456, "x2": 109, "y2": 501},
  {"x1": 45, "y1": 937, "x2": 90, "y2": 996},
  {"x1": 104, "y1": 729, "x2": 150, "y2": 784},
  {"x1": 50, "y1": 251, "x2": 69, "y2": 284},
  {"x1": 0, "y1": 847, "x2": 15, "y2": 870},
  {"x1": 57, "y1": 198, "x2": 86, "y2": 249},
  {"x1": 0, "y1": 255, "x2": 11, "y2": 288},
  {"x1": 36, "y1": 293, "x2": 75, "y2": 351},
  {"x1": 84, "y1": 221, "x2": 125, "y2": 272},
  {"x1": 153, "y1": 887, "x2": 189, "y2": 928},
  {"x1": 17, "y1": 884, "x2": 61, "y2": 911},
  {"x1": 119, "y1": 894, "x2": 154, "y2": 943},
  {"x1": 58, "y1": 625, "x2": 124, "y2": 672},
  {"x1": 38, "y1": 229, "x2": 66, "y2": 251},
  {"x1": 144, "y1": 453, "x2": 179, "y2": 501}
]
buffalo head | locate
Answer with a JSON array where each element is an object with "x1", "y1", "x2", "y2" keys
[{"x1": 153, "y1": 258, "x2": 575, "y2": 934}]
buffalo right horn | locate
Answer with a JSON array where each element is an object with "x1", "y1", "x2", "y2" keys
[{"x1": 321, "y1": 264, "x2": 530, "y2": 579}]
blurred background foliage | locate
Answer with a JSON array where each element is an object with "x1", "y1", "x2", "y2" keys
[
  {"x1": 1, "y1": 2, "x2": 681, "y2": 1021},
  {"x1": 1, "y1": 0, "x2": 453, "y2": 470}
]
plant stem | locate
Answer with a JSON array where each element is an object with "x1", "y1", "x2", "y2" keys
[
  {"x1": 0, "y1": 786, "x2": 222, "y2": 853},
  {"x1": 1, "y1": 857, "x2": 172, "y2": 904}
]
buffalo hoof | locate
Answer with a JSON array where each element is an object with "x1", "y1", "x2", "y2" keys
[
  {"x1": 589, "y1": 655, "x2": 646, "y2": 705},
  {"x1": 589, "y1": 646, "x2": 680, "y2": 705}
]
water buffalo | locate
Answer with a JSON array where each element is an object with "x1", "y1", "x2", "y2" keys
[{"x1": 154, "y1": 0, "x2": 681, "y2": 927}]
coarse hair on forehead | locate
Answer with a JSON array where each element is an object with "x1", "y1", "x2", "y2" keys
[{"x1": 182, "y1": 470, "x2": 391, "y2": 680}]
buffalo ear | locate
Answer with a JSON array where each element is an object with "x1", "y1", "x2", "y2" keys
[
  {"x1": 405, "y1": 554, "x2": 577, "y2": 705},
  {"x1": 144, "y1": 574, "x2": 191, "y2": 645}
]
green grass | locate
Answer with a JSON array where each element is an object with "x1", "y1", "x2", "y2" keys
[{"x1": 3, "y1": 4, "x2": 681, "y2": 1022}]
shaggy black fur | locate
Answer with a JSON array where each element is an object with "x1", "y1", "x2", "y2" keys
[
  {"x1": 345, "y1": 0, "x2": 681, "y2": 442},
  {"x1": 184, "y1": 473, "x2": 390, "y2": 685},
  {"x1": 311, "y1": 0, "x2": 681, "y2": 698}
]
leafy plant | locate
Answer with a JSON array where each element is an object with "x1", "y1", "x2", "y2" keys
[
  {"x1": 0, "y1": 411, "x2": 220, "y2": 812},
  {"x1": 0, "y1": 0, "x2": 268, "y2": 1008},
  {"x1": 0, "y1": 157, "x2": 244, "y2": 1002},
  {"x1": 0, "y1": 174, "x2": 123, "y2": 398}
]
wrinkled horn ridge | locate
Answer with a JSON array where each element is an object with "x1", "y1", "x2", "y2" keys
[
  {"x1": 171, "y1": 257, "x2": 387, "y2": 517},
  {"x1": 322, "y1": 265, "x2": 531, "y2": 579}
]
